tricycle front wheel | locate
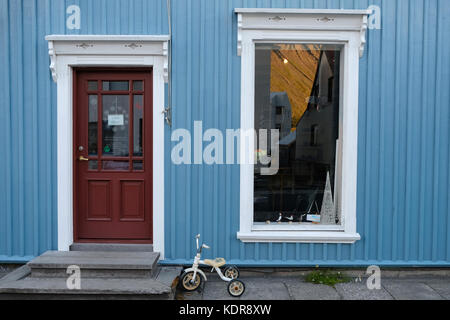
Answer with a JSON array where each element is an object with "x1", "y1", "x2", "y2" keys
[
  {"x1": 228, "y1": 279, "x2": 245, "y2": 297},
  {"x1": 180, "y1": 271, "x2": 202, "y2": 291}
]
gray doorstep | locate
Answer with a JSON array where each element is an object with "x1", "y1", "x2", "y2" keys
[{"x1": 0, "y1": 251, "x2": 182, "y2": 300}]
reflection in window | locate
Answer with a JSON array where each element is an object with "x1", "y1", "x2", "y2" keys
[
  {"x1": 133, "y1": 80, "x2": 143, "y2": 91},
  {"x1": 254, "y1": 44, "x2": 341, "y2": 225},
  {"x1": 88, "y1": 81, "x2": 98, "y2": 91},
  {"x1": 310, "y1": 125, "x2": 319, "y2": 147},
  {"x1": 133, "y1": 160, "x2": 143, "y2": 171},
  {"x1": 133, "y1": 95, "x2": 144, "y2": 156},
  {"x1": 102, "y1": 81, "x2": 129, "y2": 91},
  {"x1": 102, "y1": 95, "x2": 129, "y2": 157},
  {"x1": 103, "y1": 160, "x2": 129, "y2": 171},
  {"x1": 88, "y1": 160, "x2": 98, "y2": 171},
  {"x1": 88, "y1": 95, "x2": 98, "y2": 155}
]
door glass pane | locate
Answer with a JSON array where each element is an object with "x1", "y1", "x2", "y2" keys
[
  {"x1": 103, "y1": 160, "x2": 129, "y2": 171},
  {"x1": 88, "y1": 161, "x2": 98, "y2": 171},
  {"x1": 133, "y1": 160, "x2": 143, "y2": 171},
  {"x1": 133, "y1": 81, "x2": 143, "y2": 91},
  {"x1": 102, "y1": 95, "x2": 130, "y2": 157},
  {"x1": 88, "y1": 81, "x2": 98, "y2": 91},
  {"x1": 254, "y1": 43, "x2": 341, "y2": 225},
  {"x1": 103, "y1": 81, "x2": 129, "y2": 91},
  {"x1": 133, "y1": 95, "x2": 144, "y2": 156},
  {"x1": 88, "y1": 95, "x2": 98, "y2": 155}
]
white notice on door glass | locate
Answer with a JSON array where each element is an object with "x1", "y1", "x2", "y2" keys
[{"x1": 108, "y1": 114, "x2": 124, "y2": 126}]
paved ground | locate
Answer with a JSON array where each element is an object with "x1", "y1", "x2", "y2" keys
[
  {"x1": 176, "y1": 274, "x2": 450, "y2": 300},
  {"x1": 0, "y1": 266, "x2": 17, "y2": 281},
  {"x1": 2, "y1": 265, "x2": 450, "y2": 300}
]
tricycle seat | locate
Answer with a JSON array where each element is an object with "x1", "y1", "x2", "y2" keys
[{"x1": 204, "y1": 258, "x2": 226, "y2": 268}]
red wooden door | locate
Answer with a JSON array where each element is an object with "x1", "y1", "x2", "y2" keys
[{"x1": 74, "y1": 70, "x2": 153, "y2": 243}]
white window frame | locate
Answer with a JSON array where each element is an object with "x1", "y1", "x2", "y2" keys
[
  {"x1": 45, "y1": 35, "x2": 169, "y2": 257},
  {"x1": 236, "y1": 9, "x2": 370, "y2": 243}
]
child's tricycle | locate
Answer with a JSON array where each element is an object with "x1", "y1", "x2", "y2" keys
[{"x1": 179, "y1": 234, "x2": 246, "y2": 297}]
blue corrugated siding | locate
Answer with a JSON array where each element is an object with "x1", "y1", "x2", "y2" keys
[
  {"x1": 163, "y1": 0, "x2": 450, "y2": 266},
  {"x1": 1, "y1": 0, "x2": 449, "y2": 266},
  {"x1": 0, "y1": 0, "x2": 169, "y2": 262}
]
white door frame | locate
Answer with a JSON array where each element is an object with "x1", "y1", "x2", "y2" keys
[{"x1": 46, "y1": 35, "x2": 169, "y2": 258}]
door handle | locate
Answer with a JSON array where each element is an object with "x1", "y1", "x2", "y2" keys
[{"x1": 79, "y1": 156, "x2": 89, "y2": 162}]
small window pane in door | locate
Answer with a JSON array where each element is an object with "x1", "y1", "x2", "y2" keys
[
  {"x1": 133, "y1": 160, "x2": 143, "y2": 171},
  {"x1": 88, "y1": 161, "x2": 98, "y2": 171},
  {"x1": 88, "y1": 81, "x2": 98, "y2": 91},
  {"x1": 133, "y1": 81, "x2": 143, "y2": 91},
  {"x1": 102, "y1": 95, "x2": 129, "y2": 157},
  {"x1": 103, "y1": 160, "x2": 129, "y2": 171},
  {"x1": 133, "y1": 95, "x2": 144, "y2": 156},
  {"x1": 88, "y1": 95, "x2": 98, "y2": 155},
  {"x1": 103, "y1": 81, "x2": 129, "y2": 91}
]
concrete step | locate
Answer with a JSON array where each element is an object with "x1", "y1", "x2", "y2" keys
[
  {"x1": 0, "y1": 265, "x2": 183, "y2": 300},
  {"x1": 28, "y1": 251, "x2": 160, "y2": 279},
  {"x1": 0, "y1": 276, "x2": 172, "y2": 300},
  {"x1": 70, "y1": 243, "x2": 153, "y2": 252}
]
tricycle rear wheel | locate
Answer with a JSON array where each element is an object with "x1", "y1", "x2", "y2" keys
[{"x1": 223, "y1": 266, "x2": 240, "y2": 279}]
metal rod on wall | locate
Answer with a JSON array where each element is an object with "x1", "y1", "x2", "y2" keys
[{"x1": 163, "y1": 0, "x2": 172, "y2": 127}]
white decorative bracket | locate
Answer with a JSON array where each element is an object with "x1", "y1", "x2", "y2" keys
[
  {"x1": 359, "y1": 15, "x2": 369, "y2": 58},
  {"x1": 48, "y1": 40, "x2": 57, "y2": 82},
  {"x1": 235, "y1": 8, "x2": 371, "y2": 58},
  {"x1": 237, "y1": 13, "x2": 243, "y2": 56},
  {"x1": 45, "y1": 35, "x2": 170, "y2": 83},
  {"x1": 162, "y1": 41, "x2": 169, "y2": 83}
]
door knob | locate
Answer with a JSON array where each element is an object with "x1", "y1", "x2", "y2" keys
[{"x1": 79, "y1": 156, "x2": 89, "y2": 162}]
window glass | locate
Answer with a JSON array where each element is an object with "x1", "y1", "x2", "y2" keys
[
  {"x1": 133, "y1": 160, "x2": 143, "y2": 171},
  {"x1": 102, "y1": 95, "x2": 130, "y2": 157},
  {"x1": 133, "y1": 80, "x2": 144, "y2": 91},
  {"x1": 103, "y1": 160, "x2": 129, "y2": 171},
  {"x1": 88, "y1": 81, "x2": 98, "y2": 91},
  {"x1": 88, "y1": 95, "x2": 98, "y2": 155},
  {"x1": 133, "y1": 95, "x2": 144, "y2": 156},
  {"x1": 88, "y1": 160, "x2": 98, "y2": 171},
  {"x1": 254, "y1": 43, "x2": 341, "y2": 225},
  {"x1": 102, "y1": 81, "x2": 129, "y2": 91}
]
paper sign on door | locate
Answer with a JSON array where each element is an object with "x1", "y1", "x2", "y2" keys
[{"x1": 108, "y1": 114, "x2": 124, "y2": 126}]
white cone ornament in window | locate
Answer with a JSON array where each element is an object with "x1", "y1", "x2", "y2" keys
[{"x1": 320, "y1": 171, "x2": 335, "y2": 225}]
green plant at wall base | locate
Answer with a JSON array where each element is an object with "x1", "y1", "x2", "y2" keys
[{"x1": 305, "y1": 269, "x2": 351, "y2": 287}]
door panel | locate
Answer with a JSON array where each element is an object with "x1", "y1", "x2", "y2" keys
[
  {"x1": 87, "y1": 180, "x2": 112, "y2": 221},
  {"x1": 120, "y1": 180, "x2": 145, "y2": 221},
  {"x1": 75, "y1": 70, "x2": 153, "y2": 242}
]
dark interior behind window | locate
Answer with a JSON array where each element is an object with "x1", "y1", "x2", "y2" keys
[{"x1": 254, "y1": 43, "x2": 341, "y2": 225}]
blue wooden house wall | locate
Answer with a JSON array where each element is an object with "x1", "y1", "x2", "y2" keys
[{"x1": 1, "y1": 0, "x2": 449, "y2": 266}]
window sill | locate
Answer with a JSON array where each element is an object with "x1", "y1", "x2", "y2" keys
[
  {"x1": 237, "y1": 231, "x2": 361, "y2": 244},
  {"x1": 252, "y1": 223, "x2": 345, "y2": 232}
]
